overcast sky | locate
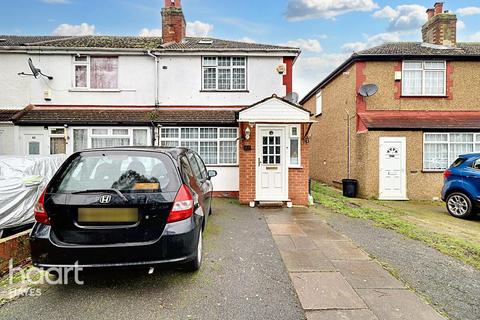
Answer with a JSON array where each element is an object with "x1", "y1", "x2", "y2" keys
[{"x1": 1, "y1": 0, "x2": 480, "y2": 97}]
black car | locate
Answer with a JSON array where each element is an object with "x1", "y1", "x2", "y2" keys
[{"x1": 30, "y1": 147, "x2": 216, "y2": 272}]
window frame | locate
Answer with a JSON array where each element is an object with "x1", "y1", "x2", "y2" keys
[
  {"x1": 201, "y1": 56, "x2": 248, "y2": 92},
  {"x1": 49, "y1": 127, "x2": 67, "y2": 155},
  {"x1": 70, "y1": 127, "x2": 151, "y2": 153},
  {"x1": 160, "y1": 127, "x2": 239, "y2": 166},
  {"x1": 402, "y1": 60, "x2": 446, "y2": 97},
  {"x1": 288, "y1": 125, "x2": 302, "y2": 168},
  {"x1": 423, "y1": 132, "x2": 480, "y2": 172},
  {"x1": 72, "y1": 55, "x2": 119, "y2": 90}
]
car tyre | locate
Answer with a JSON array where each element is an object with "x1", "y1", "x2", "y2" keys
[
  {"x1": 446, "y1": 192, "x2": 475, "y2": 219},
  {"x1": 184, "y1": 228, "x2": 202, "y2": 272}
]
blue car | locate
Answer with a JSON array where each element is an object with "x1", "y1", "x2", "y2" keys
[{"x1": 442, "y1": 153, "x2": 480, "y2": 219}]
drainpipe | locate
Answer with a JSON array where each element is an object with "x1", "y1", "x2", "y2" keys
[{"x1": 147, "y1": 50, "x2": 159, "y2": 107}]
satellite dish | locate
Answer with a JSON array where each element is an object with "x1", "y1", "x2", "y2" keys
[
  {"x1": 284, "y1": 92, "x2": 300, "y2": 104},
  {"x1": 28, "y1": 58, "x2": 41, "y2": 78},
  {"x1": 358, "y1": 84, "x2": 378, "y2": 97},
  {"x1": 18, "y1": 58, "x2": 54, "y2": 80}
]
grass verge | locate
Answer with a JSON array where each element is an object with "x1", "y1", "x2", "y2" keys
[{"x1": 311, "y1": 181, "x2": 480, "y2": 270}]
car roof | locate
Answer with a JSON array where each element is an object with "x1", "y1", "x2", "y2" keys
[
  {"x1": 77, "y1": 146, "x2": 191, "y2": 159},
  {"x1": 459, "y1": 153, "x2": 480, "y2": 158}
]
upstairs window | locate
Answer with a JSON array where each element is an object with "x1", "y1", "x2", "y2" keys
[
  {"x1": 402, "y1": 61, "x2": 446, "y2": 96},
  {"x1": 202, "y1": 57, "x2": 247, "y2": 91},
  {"x1": 73, "y1": 56, "x2": 118, "y2": 89}
]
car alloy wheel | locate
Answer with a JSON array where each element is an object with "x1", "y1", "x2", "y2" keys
[{"x1": 447, "y1": 193, "x2": 473, "y2": 218}]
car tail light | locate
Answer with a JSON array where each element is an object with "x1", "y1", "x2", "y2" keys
[
  {"x1": 167, "y1": 185, "x2": 194, "y2": 223},
  {"x1": 444, "y1": 170, "x2": 452, "y2": 179},
  {"x1": 34, "y1": 190, "x2": 50, "y2": 225}
]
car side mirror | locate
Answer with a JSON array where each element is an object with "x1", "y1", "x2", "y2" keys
[{"x1": 207, "y1": 170, "x2": 217, "y2": 179}]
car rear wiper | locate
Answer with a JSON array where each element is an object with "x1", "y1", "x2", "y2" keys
[{"x1": 71, "y1": 189, "x2": 128, "y2": 202}]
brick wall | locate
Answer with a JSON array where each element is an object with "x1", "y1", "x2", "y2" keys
[
  {"x1": 288, "y1": 124, "x2": 310, "y2": 205},
  {"x1": 238, "y1": 123, "x2": 310, "y2": 206},
  {"x1": 0, "y1": 230, "x2": 31, "y2": 276},
  {"x1": 239, "y1": 123, "x2": 256, "y2": 204}
]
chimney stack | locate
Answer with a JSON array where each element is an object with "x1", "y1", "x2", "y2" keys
[
  {"x1": 162, "y1": 0, "x2": 186, "y2": 44},
  {"x1": 422, "y1": 2, "x2": 457, "y2": 46}
]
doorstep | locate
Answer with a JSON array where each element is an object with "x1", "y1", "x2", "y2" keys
[{"x1": 263, "y1": 206, "x2": 446, "y2": 320}]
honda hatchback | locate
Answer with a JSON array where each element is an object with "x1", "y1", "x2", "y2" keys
[
  {"x1": 30, "y1": 147, "x2": 216, "y2": 272},
  {"x1": 442, "y1": 153, "x2": 480, "y2": 219}
]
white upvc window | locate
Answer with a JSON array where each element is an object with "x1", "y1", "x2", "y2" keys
[
  {"x1": 315, "y1": 91, "x2": 323, "y2": 116},
  {"x1": 423, "y1": 132, "x2": 480, "y2": 171},
  {"x1": 402, "y1": 61, "x2": 446, "y2": 96},
  {"x1": 289, "y1": 125, "x2": 301, "y2": 167},
  {"x1": 72, "y1": 127, "x2": 150, "y2": 152},
  {"x1": 50, "y1": 127, "x2": 67, "y2": 155},
  {"x1": 160, "y1": 127, "x2": 239, "y2": 165},
  {"x1": 73, "y1": 55, "x2": 119, "y2": 89},
  {"x1": 202, "y1": 57, "x2": 247, "y2": 91}
]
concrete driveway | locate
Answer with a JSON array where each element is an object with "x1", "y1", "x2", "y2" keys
[{"x1": 0, "y1": 199, "x2": 304, "y2": 320}]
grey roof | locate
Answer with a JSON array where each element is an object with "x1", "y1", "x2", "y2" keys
[
  {"x1": 0, "y1": 35, "x2": 299, "y2": 52},
  {"x1": 358, "y1": 42, "x2": 480, "y2": 56},
  {"x1": 0, "y1": 109, "x2": 19, "y2": 121}
]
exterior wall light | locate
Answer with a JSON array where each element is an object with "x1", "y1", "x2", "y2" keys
[{"x1": 244, "y1": 126, "x2": 251, "y2": 141}]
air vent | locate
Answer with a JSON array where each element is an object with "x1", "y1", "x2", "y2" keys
[{"x1": 198, "y1": 39, "x2": 213, "y2": 45}]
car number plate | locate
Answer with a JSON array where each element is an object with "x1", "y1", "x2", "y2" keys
[{"x1": 77, "y1": 208, "x2": 139, "y2": 223}]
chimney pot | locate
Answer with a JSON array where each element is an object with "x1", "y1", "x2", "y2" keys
[
  {"x1": 426, "y1": 8, "x2": 434, "y2": 20},
  {"x1": 434, "y1": 2, "x2": 443, "y2": 15}
]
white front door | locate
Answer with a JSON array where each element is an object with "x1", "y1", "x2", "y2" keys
[
  {"x1": 256, "y1": 126, "x2": 288, "y2": 201},
  {"x1": 379, "y1": 137, "x2": 407, "y2": 200},
  {"x1": 24, "y1": 134, "x2": 44, "y2": 155}
]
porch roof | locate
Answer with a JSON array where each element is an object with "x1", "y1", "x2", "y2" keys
[
  {"x1": 359, "y1": 111, "x2": 480, "y2": 130},
  {"x1": 11, "y1": 105, "x2": 238, "y2": 126},
  {"x1": 238, "y1": 95, "x2": 313, "y2": 123}
]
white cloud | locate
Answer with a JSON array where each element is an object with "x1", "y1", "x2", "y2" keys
[
  {"x1": 457, "y1": 7, "x2": 480, "y2": 16},
  {"x1": 139, "y1": 21, "x2": 214, "y2": 38},
  {"x1": 52, "y1": 23, "x2": 95, "y2": 36},
  {"x1": 186, "y1": 21, "x2": 214, "y2": 37},
  {"x1": 373, "y1": 5, "x2": 427, "y2": 31},
  {"x1": 342, "y1": 32, "x2": 401, "y2": 52},
  {"x1": 138, "y1": 28, "x2": 162, "y2": 37},
  {"x1": 457, "y1": 20, "x2": 466, "y2": 31},
  {"x1": 467, "y1": 32, "x2": 480, "y2": 42},
  {"x1": 281, "y1": 39, "x2": 322, "y2": 52},
  {"x1": 294, "y1": 53, "x2": 350, "y2": 97},
  {"x1": 286, "y1": 0, "x2": 378, "y2": 21},
  {"x1": 41, "y1": 0, "x2": 70, "y2": 4}
]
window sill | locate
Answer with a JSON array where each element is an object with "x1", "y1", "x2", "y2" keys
[
  {"x1": 400, "y1": 95, "x2": 448, "y2": 98},
  {"x1": 69, "y1": 88, "x2": 136, "y2": 93},
  {"x1": 206, "y1": 164, "x2": 239, "y2": 167},
  {"x1": 289, "y1": 165, "x2": 303, "y2": 169},
  {"x1": 200, "y1": 90, "x2": 249, "y2": 93}
]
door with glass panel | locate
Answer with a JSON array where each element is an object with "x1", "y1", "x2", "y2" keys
[
  {"x1": 256, "y1": 127, "x2": 287, "y2": 201},
  {"x1": 379, "y1": 137, "x2": 407, "y2": 200}
]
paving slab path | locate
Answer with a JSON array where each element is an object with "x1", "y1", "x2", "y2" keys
[{"x1": 264, "y1": 206, "x2": 446, "y2": 320}]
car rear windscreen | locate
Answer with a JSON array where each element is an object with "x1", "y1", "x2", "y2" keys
[
  {"x1": 450, "y1": 158, "x2": 467, "y2": 168},
  {"x1": 52, "y1": 151, "x2": 180, "y2": 193}
]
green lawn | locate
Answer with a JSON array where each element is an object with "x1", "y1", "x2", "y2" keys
[{"x1": 311, "y1": 181, "x2": 480, "y2": 270}]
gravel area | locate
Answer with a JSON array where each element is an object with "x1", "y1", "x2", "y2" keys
[
  {"x1": 320, "y1": 207, "x2": 480, "y2": 320},
  {"x1": 0, "y1": 199, "x2": 304, "y2": 320}
]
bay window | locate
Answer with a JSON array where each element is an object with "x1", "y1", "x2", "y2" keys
[
  {"x1": 202, "y1": 57, "x2": 247, "y2": 91},
  {"x1": 161, "y1": 127, "x2": 238, "y2": 165},
  {"x1": 72, "y1": 128, "x2": 150, "y2": 152},
  {"x1": 73, "y1": 55, "x2": 118, "y2": 89},
  {"x1": 424, "y1": 133, "x2": 480, "y2": 171},
  {"x1": 402, "y1": 61, "x2": 446, "y2": 96}
]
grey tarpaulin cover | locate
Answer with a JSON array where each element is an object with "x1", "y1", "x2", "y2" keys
[{"x1": 0, "y1": 155, "x2": 67, "y2": 230}]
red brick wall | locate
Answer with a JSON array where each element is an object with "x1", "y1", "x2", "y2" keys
[
  {"x1": 288, "y1": 124, "x2": 310, "y2": 205},
  {"x1": 238, "y1": 123, "x2": 310, "y2": 206},
  {"x1": 239, "y1": 123, "x2": 256, "y2": 204},
  {"x1": 0, "y1": 230, "x2": 31, "y2": 276}
]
